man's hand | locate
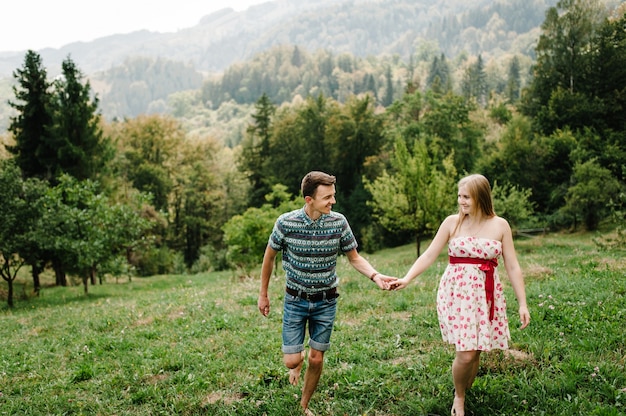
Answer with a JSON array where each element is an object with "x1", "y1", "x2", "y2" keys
[
  {"x1": 258, "y1": 295, "x2": 270, "y2": 317},
  {"x1": 374, "y1": 274, "x2": 397, "y2": 290}
]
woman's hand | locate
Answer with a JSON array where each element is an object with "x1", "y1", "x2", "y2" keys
[
  {"x1": 389, "y1": 278, "x2": 410, "y2": 291},
  {"x1": 519, "y1": 305, "x2": 530, "y2": 329}
]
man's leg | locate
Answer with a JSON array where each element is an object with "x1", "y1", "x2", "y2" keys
[
  {"x1": 300, "y1": 348, "x2": 324, "y2": 411},
  {"x1": 299, "y1": 295, "x2": 336, "y2": 414},
  {"x1": 284, "y1": 350, "x2": 305, "y2": 386},
  {"x1": 282, "y1": 294, "x2": 308, "y2": 385}
]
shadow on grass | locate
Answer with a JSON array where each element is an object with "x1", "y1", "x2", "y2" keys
[{"x1": 1, "y1": 288, "x2": 110, "y2": 311}]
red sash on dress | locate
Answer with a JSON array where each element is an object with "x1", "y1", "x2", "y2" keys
[{"x1": 449, "y1": 256, "x2": 498, "y2": 321}]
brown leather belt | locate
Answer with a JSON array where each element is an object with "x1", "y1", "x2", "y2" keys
[{"x1": 285, "y1": 286, "x2": 339, "y2": 301}]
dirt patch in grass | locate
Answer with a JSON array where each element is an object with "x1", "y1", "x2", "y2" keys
[
  {"x1": 145, "y1": 373, "x2": 168, "y2": 384},
  {"x1": 524, "y1": 263, "x2": 553, "y2": 280},
  {"x1": 203, "y1": 390, "x2": 245, "y2": 405},
  {"x1": 132, "y1": 316, "x2": 154, "y2": 327},
  {"x1": 481, "y1": 348, "x2": 537, "y2": 375},
  {"x1": 27, "y1": 326, "x2": 45, "y2": 336},
  {"x1": 167, "y1": 308, "x2": 186, "y2": 320},
  {"x1": 386, "y1": 310, "x2": 414, "y2": 321},
  {"x1": 598, "y1": 256, "x2": 626, "y2": 270},
  {"x1": 505, "y1": 348, "x2": 535, "y2": 362}
]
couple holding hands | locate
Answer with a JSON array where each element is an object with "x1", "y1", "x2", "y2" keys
[{"x1": 258, "y1": 171, "x2": 530, "y2": 416}]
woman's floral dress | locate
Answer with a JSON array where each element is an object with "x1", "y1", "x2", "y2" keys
[{"x1": 437, "y1": 236, "x2": 510, "y2": 351}]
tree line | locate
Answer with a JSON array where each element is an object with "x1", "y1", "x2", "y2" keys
[{"x1": 1, "y1": 0, "x2": 624, "y2": 308}]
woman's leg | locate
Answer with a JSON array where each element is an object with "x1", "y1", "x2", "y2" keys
[
  {"x1": 466, "y1": 350, "x2": 481, "y2": 390},
  {"x1": 451, "y1": 350, "x2": 481, "y2": 416}
]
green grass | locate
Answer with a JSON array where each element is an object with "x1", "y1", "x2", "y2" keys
[{"x1": 1, "y1": 231, "x2": 625, "y2": 415}]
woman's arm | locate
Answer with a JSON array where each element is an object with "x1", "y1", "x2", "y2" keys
[
  {"x1": 391, "y1": 215, "x2": 456, "y2": 290},
  {"x1": 499, "y1": 217, "x2": 530, "y2": 329}
]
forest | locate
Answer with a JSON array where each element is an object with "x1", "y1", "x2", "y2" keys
[{"x1": 0, "y1": 0, "x2": 624, "y2": 308}]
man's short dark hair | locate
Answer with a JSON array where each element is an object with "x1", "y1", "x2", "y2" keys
[{"x1": 301, "y1": 171, "x2": 336, "y2": 198}]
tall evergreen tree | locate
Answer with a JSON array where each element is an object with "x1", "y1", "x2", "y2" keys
[
  {"x1": 382, "y1": 66, "x2": 394, "y2": 107},
  {"x1": 51, "y1": 56, "x2": 110, "y2": 182},
  {"x1": 362, "y1": 73, "x2": 377, "y2": 98},
  {"x1": 522, "y1": 0, "x2": 607, "y2": 128},
  {"x1": 589, "y1": 11, "x2": 626, "y2": 133},
  {"x1": 506, "y1": 55, "x2": 522, "y2": 103},
  {"x1": 291, "y1": 46, "x2": 303, "y2": 68},
  {"x1": 426, "y1": 53, "x2": 452, "y2": 93},
  {"x1": 239, "y1": 93, "x2": 276, "y2": 207},
  {"x1": 7, "y1": 50, "x2": 57, "y2": 181},
  {"x1": 461, "y1": 55, "x2": 487, "y2": 106}
]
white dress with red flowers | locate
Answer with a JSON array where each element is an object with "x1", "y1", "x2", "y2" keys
[{"x1": 436, "y1": 236, "x2": 510, "y2": 351}]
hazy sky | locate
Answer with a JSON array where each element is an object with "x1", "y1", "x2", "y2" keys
[{"x1": 0, "y1": 0, "x2": 269, "y2": 52}]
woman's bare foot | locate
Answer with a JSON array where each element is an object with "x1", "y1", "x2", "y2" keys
[{"x1": 289, "y1": 351, "x2": 305, "y2": 386}]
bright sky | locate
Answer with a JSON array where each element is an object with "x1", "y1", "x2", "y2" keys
[{"x1": 0, "y1": 0, "x2": 269, "y2": 52}]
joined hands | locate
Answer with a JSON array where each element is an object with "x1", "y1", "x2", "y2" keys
[{"x1": 388, "y1": 278, "x2": 410, "y2": 291}]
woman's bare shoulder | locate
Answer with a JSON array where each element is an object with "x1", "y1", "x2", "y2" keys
[
  {"x1": 493, "y1": 215, "x2": 511, "y2": 227},
  {"x1": 491, "y1": 215, "x2": 513, "y2": 235},
  {"x1": 439, "y1": 214, "x2": 460, "y2": 234},
  {"x1": 441, "y1": 214, "x2": 460, "y2": 227}
]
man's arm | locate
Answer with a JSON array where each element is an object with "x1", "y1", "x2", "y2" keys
[
  {"x1": 258, "y1": 245, "x2": 278, "y2": 316},
  {"x1": 345, "y1": 249, "x2": 396, "y2": 289}
]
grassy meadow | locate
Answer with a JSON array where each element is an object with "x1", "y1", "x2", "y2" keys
[{"x1": 0, "y1": 230, "x2": 625, "y2": 415}]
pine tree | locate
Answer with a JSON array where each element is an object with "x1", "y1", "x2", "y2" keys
[
  {"x1": 427, "y1": 53, "x2": 452, "y2": 94},
  {"x1": 474, "y1": 55, "x2": 487, "y2": 106},
  {"x1": 506, "y1": 55, "x2": 521, "y2": 103},
  {"x1": 382, "y1": 66, "x2": 394, "y2": 107},
  {"x1": 523, "y1": 0, "x2": 607, "y2": 126},
  {"x1": 461, "y1": 55, "x2": 487, "y2": 106},
  {"x1": 240, "y1": 93, "x2": 276, "y2": 207},
  {"x1": 51, "y1": 56, "x2": 110, "y2": 181},
  {"x1": 7, "y1": 50, "x2": 57, "y2": 181}
]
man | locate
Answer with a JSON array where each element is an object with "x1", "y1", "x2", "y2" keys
[{"x1": 257, "y1": 171, "x2": 395, "y2": 415}]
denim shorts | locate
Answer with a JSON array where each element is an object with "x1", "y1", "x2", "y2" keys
[{"x1": 282, "y1": 293, "x2": 338, "y2": 354}]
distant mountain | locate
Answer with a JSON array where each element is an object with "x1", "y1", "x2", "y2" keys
[
  {"x1": 0, "y1": 0, "x2": 562, "y2": 130},
  {"x1": 0, "y1": 0, "x2": 344, "y2": 77},
  {"x1": 0, "y1": 0, "x2": 555, "y2": 78}
]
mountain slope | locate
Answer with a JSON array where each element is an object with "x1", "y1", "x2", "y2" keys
[
  {"x1": 0, "y1": 0, "x2": 555, "y2": 78},
  {"x1": 0, "y1": 0, "x2": 341, "y2": 77},
  {"x1": 0, "y1": 0, "x2": 562, "y2": 131}
]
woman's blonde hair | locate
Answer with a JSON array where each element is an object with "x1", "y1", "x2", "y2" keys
[{"x1": 454, "y1": 174, "x2": 496, "y2": 235}]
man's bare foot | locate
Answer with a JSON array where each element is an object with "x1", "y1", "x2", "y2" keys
[
  {"x1": 289, "y1": 351, "x2": 305, "y2": 386},
  {"x1": 451, "y1": 394, "x2": 465, "y2": 416},
  {"x1": 303, "y1": 408, "x2": 314, "y2": 416}
]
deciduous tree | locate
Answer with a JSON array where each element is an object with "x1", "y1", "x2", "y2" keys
[
  {"x1": 0, "y1": 160, "x2": 45, "y2": 307},
  {"x1": 561, "y1": 159, "x2": 624, "y2": 230},
  {"x1": 222, "y1": 184, "x2": 301, "y2": 274},
  {"x1": 364, "y1": 138, "x2": 457, "y2": 256}
]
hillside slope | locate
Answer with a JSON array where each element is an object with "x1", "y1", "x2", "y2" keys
[
  {"x1": 0, "y1": 0, "x2": 561, "y2": 130},
  {"x1": 0, "y1": 0, "x2": 554, "y2": 78}
]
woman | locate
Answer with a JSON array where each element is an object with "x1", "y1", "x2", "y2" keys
[{"x1": 391, "y1": 174, "x2": 530, "y2": 416}]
